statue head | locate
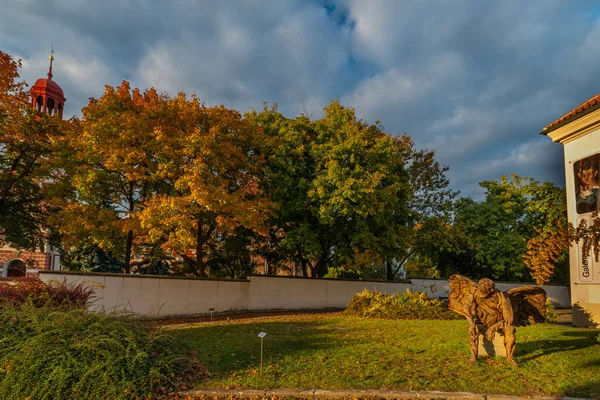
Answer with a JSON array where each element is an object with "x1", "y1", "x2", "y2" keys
[
  {"x1": 578, "y1": 164, "x2": 598, "y2": 191},
  {"x1": 478, "y1": 278, "x2": 495, "y2": 295}
]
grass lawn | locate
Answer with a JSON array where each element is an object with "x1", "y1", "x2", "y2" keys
[{"x1": 173, "y1": 314, "x2": 600, "y2": 398}]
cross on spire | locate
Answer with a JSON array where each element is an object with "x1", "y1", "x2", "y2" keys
[{"x1": 47, "y1": 44, "x2": 54, "y2": 80}]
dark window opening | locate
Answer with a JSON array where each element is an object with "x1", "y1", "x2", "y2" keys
[
  {"x1": 47, "y1": 98, "x2": 55, "y2": 115},
  {"x1": 7, "y1": 259, "x2": 26, "y2": 277}
]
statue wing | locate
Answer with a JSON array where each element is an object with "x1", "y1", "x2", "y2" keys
[
  {"x1": 505, "y1": 286, "x2": 547, "y2": 326},
  {"x1": 448, "y1": 274, "x2": 477, "y2": 318}
]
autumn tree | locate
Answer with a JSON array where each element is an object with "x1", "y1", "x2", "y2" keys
[
  {"x1": 0, "y1": 51, "x2": 64, "y2": 250},
  {"x1": 138, "y1": 100, "x2": 272, "y2": 277},
  {"x1": 55, "y1": 83, "x2": 270, "y2": 277},
  {"x1": 524, "y1": 212, "x2": 599, "y2": 285},
  {"x1": 139, "y1": 99, "x2": 271, "y2": 277},
  {"x1": 54, "y1": 82, "x2": 171, "y2": 273}
]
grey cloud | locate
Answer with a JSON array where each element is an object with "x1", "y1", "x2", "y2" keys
[
  {"x1": 1, "y1": 0, "x2": 598, "y2": 198},
  {"x1": 336, "y1": 0, "x2": 597, "y2": 197},
  {"x1": 132, "y1": 1, "x2": 352, "y2": 115}
]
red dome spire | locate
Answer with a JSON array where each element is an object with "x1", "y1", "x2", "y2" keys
[
  {"x1": 30, "y1": 47, "x2": 66, "y2": 118},
  {"x1": 47, "y1": 48, "x2": 54, "y2": 80}
]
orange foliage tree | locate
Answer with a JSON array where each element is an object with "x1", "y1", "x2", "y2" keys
[
  {"x1": 524, "y1": 212, "x2": 600, "y2": 285},
  {"x1": 138, "y1": 103, "x2": 272, "y2": 277},
  {"x1": 55, "y1": 81, "x2": 271, "y2": 275},
  {"x1": 54, "y1": 82, "x2": 177, "y2": 273},
  {"x1": 0, "y1": 51, "x2": 64, "y2": 250}
]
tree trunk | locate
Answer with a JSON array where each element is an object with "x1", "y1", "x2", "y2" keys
[
  {"x1": 315, "y1": 259, "x2": 326, "y2": 278},
  {"x1": 299, "y1": 257, "x2": 308, "y2": 277},
  {"x1": 124, "y1": 230, "x2": 133, "y2": 274},
  {"x1": 386, "y1": 260, "x2": 394, "y2": 281},
  {"x1": 196, "y1": 219, "x2": 207, "y2": 277},
  {"x1": 307, "y1": 260, "x2": 318, "y2": 278},
  {"x1": 314, "y1": 244, "x2": 332, "y2": 278},
  {"x1": 123, "y1": 182, "x2": 135, "y2": 274}
]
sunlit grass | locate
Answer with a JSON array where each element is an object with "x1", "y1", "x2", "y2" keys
[{"x1": 174, "y1": 314, "x2": 600, "y2": 398}]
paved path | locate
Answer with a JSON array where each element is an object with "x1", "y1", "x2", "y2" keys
[{"x1": 183, "y1": 388, "x2": 587, "y2": 399}]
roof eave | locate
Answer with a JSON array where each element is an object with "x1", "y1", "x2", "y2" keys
[{"x1": 541, "y1": 100, "x2": 600, "y2": 136}]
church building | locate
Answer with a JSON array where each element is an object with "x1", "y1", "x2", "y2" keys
[{"x1": 0, "y1": 52, "x2": 65, "y2": 277}]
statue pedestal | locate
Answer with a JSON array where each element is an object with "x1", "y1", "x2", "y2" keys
[{"x1": 478, "y1": 333, "x2": 506, "y2": 357}]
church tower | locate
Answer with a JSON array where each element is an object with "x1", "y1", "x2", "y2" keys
[{"x1": 30, "y1": 49, "x2": 66, "y2": 118}]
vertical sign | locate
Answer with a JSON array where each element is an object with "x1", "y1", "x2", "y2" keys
[
  {"x1": 576, "y1": 215, "x2": 594, "y2": 282},
  {"x1": 573, "y1": 153, "x2": 600, "y2": 283}
]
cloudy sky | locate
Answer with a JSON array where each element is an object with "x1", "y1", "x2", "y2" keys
[{"x1": 2, "y1": 0, "x2": 600, "y2": 198}]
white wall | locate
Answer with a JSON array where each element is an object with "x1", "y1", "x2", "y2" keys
[
  {"x1": 40, "y1": 272, "x2": 249, "y2": 316},
  {"x1": 563, "y1": 128, "x2": 600, "y2": 326},
  {"x1": 40, "y1": 272, "x2": 569, "y2": 317},
  {"x1": 247, "y1": 275, "x2": 411, "y2": 310}
]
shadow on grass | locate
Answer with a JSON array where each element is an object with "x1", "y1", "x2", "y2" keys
[
  {"x1": 562, "y1": 352, "x2": 600, "y2": 398},
  {"x1": 175, "y1": 318, "x2": 358, "y2": 377},
  {"x1": 563, "y1": 379, "x2": 600, "y2": 399},
  {"x1": 517, "y1": 329, "x2": 599, "y2": 363}
]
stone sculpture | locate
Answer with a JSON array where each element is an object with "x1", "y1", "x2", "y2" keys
[{"x1": 448, "y1": 274, "x2": 547, "y2": 367}]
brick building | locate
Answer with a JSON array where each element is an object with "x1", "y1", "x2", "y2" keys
[{"x1": 0, "y1": 51, "x2": 64, "y2": 277}]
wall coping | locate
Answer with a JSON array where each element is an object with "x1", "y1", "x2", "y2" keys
[
  {"x1": 248, "y1": 274, "x2": 411, "y2": 284},
  {"x1": 38, "y1": 270, "x2": 568, "y2": 288},
  {"x1": 38, "y1": 270, "x2": 249, "y2": 283},
  {"x1": 409, "y1": 276, "x2": 569, "y2": 287}
]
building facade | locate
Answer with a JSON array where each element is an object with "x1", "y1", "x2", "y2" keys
[{"x1": 542, "y1": 94, "x2": 600, "y2": 327}]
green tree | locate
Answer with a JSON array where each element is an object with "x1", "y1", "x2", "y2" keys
[
  {"x1": 248, "y1": 102, "x2": 453, "y2": 279},
  {"x1": 451, "y1": 174, "x2": 567, "y2": 282},
  {"x1": 206, "y1": 227, "x2": 258, "y2": 279},
  {"x1": 378, "y1": 136, "x2": 456, "y2": 281},
  {"x1": 59, "y1": 243, "x2": 122, "y2": 273}
]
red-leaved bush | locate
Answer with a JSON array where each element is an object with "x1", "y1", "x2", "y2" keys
[{"x1": 0, "y1": 278, "x2": 95, "y2": 309}]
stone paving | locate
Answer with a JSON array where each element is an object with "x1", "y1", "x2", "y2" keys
[{"x1": 184, "y1": 388, "x2": 587, "y2": 400}]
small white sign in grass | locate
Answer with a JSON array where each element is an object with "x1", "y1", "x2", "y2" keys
[{"x1": 258, "y1": 332, "x2": 267, "y2": 373}]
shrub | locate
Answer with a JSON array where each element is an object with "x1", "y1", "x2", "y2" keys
[
  {"x1": 345, "y1": 289, "x2": 462, "y2": 320},
  {"x1": 545, "y1": 298, "x2": 558, "y2": 323},
  {"x1": 0, "y1": 306, "x2": 198, "y2": 399},
  {"x1": 0, "y1": 278, "x2": 95, "y2": 309},
  {"x1": 324, "y1": 267, "x2": 363, "y2": 280}
]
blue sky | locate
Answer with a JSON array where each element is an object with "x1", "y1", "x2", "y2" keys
[{"x1": 2, "y1": 0, "x2": 600, "y2": 198}]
